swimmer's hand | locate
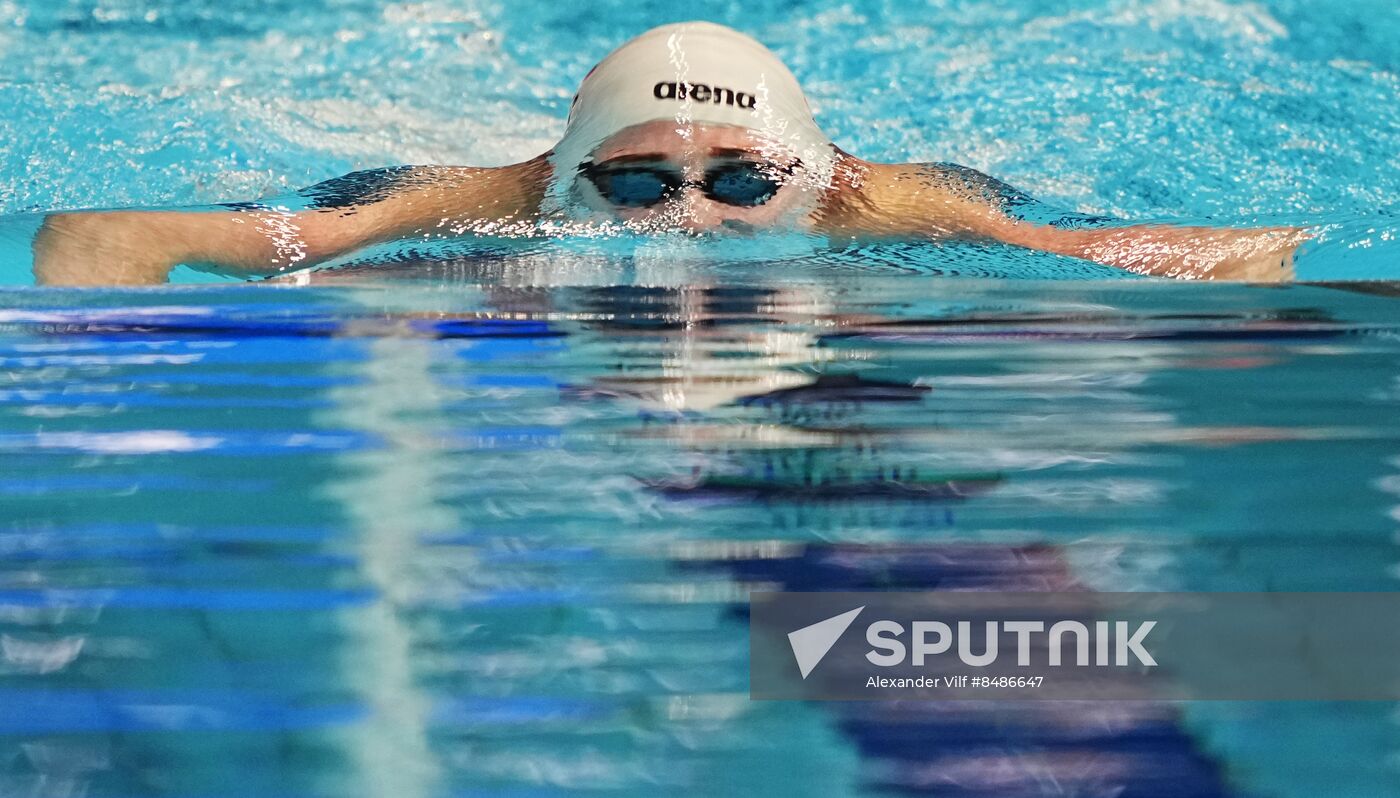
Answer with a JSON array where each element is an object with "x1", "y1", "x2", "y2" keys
[
  {"x1": 33, "y1": 208, "x2": 340, "y2": 286},
  {"x1": 1043, "y1": 224, "x2": 1311, "y2": 281},
  {"x1": 34, "y1": 212, "x2": 185, "y2": 286}
]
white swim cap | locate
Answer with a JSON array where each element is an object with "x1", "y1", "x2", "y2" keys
[{"x1": 545, "y1": 22, "x2": 835, "y2": 219}]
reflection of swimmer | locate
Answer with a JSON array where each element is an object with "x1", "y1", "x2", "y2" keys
[
  {"x1": 689, "y1": 542, "x2": 1241, "y2": 797},
  {"x1": 33, "y1": 22, "x2": 1306, "y2": 286}
]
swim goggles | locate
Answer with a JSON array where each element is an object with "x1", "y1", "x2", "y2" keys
[{"x1": 579, "y1": 158, "x2": 797, "y2": 208}]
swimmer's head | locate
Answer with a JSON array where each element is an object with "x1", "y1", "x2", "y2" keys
[{"x1": 545, "y1": 22, "x2": 836, "y2": 232}]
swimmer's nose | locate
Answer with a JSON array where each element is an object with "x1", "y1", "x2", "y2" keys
[{"x1": 675, "y1": 187, "x2": 732, "y2": 233}]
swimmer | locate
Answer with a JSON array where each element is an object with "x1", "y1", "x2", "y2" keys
[{"x1": 32, "y1": 21, "x2": 1307, "y2": 286}]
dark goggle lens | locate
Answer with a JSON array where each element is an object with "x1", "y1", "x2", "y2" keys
[
  {"x1": 589, "y1": 168, "x2": 676, "y2": 207},
  {"x1": 583, "y1": 160, "x2": 795, "y2": 209},
  {"x1": 704, "y1": 163, "x2": 783, "y2": 207}
]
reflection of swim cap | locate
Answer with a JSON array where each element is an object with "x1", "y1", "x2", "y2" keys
[{"x1": 546, "y1": 22, "x2": 834, "y2": 218}]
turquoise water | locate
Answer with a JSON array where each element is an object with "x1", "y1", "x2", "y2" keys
[
  {"x1": 2, "y1": 1, "x2": 1400, "y2": 797},
  {"x1": 1, "y1": 0, "x2": 1398, "y2": 282}
]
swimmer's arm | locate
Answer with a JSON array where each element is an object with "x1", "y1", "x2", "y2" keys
[
  {"x1": 999, "y1": 219, "x2": 1307, "y2": 281},
  {"x1": 34, "y1": 209, "x2": 297, "y2": 286},
  {"x1": 853, "y1": 163, "x2": 1307, "y2": 281},
  {"x1": 33, "y1": 160, "x2": 548, "y2": 286}
]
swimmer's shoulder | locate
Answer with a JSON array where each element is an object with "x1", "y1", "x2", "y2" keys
[
  {"x1": 840, "y1": 161, "x2": 1115, "y2": 233},
  {"x1": 868, "y1": 162, "x2": 1028, "y2": 206},
  {"x1": 296, "y1": 165, "x2": 436, "y2": 210},
  {"x1": 296, "y1": 164, "x2": 538, "y2": 210},
  {"x1": 248, "y1": 156, "x2": 554, "y2": 221},
  {"x1": 819, "y1": 159, "x2": 1018, "y2": 237},
  {"x1": 217, "y1": 165, "x2": 480, "y2": 213}
]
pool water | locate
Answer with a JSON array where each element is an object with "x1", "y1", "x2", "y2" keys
[
  {"x1": 1, "y1": 0, "x2": 1398, "y2": 283},
  {"x1": 2, "y1": 1, "x2": 1400, "y2": 797},
  {"x1": 5, "y1": 277, "x2": 1400, "y2": 796}
]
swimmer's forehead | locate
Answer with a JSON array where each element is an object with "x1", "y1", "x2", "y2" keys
[
  {"x1": 593, "y1": 150, "x2": 767, "y2": 168},
  {"x1": 588, "y1": 121, "x2": 788, "y2": 163}
]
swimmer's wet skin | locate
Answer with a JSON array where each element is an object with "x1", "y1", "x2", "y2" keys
[{"x1": 30, "y1": 21, "x2": 1308, "y2": 286}]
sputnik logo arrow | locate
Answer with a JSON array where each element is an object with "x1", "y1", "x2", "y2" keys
[{"x1": 787, "y1": 606, "x2": 865, "y2": 679}]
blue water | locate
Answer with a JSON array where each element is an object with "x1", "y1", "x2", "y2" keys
[
  {"x1": 2, "y1": 1, "x2": 1400, "y2": 797},
  {"x1": 0, "y1": 0, "x2": 1398, "y2": 282}
]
